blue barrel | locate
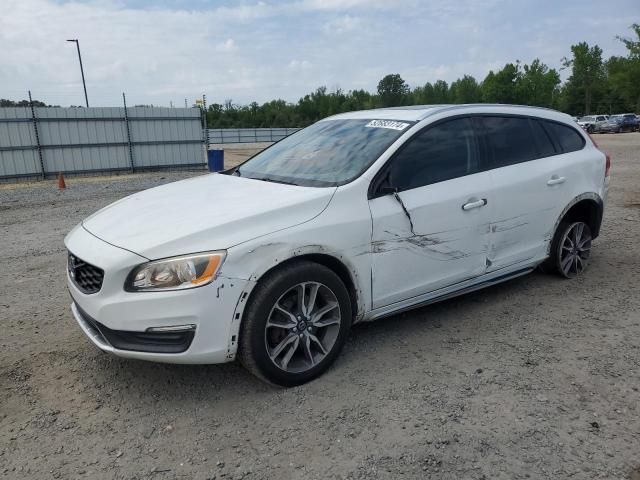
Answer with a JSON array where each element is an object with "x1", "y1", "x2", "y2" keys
[{"x1": 207, "y1": 149, "x2": 224, "y2": 172}]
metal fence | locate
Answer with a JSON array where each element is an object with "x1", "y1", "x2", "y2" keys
[
  {"x1": 0, "y1": 106, "x2": 205, "y2": 180},
  {"x1": 208, "y1": 127, "x2": 301, "y2": 144}
]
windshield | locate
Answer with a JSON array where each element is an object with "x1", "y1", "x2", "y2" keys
[{"x1": 234, "y1": 119, "x2": 412, "y2": 187}]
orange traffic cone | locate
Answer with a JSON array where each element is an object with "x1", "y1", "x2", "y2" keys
[{"x1": 57, "y1": 172, "x2": 66, "y2": 189}]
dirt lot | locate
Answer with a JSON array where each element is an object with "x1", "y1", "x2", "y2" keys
[{"x1": 1, "y1": 134, "x2": 639, "y2": 480}]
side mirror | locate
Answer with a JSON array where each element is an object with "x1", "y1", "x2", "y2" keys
[{"x1": 368, "y1": 170, "x2": 398, "y2": 200}]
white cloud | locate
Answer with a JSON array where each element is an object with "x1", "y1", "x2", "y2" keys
[
  {"x1": 216, "y1": 39, "x2": 238, "y2": 52},
  {"x1": 0, "y1": 0, "x2": 635, "y2": 107},
  {"x1": 287, "y1": 59, "x2": 313, "y2": 71},
  {"x1": 323, "y1": 15, "x2": 362, "y2": 34},
  {"x1": 298, "y1": 0, "x2": 399, "y2": 11}
]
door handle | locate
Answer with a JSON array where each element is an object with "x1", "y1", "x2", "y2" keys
[
  {"x1": 547, "y1": 176, "x2": 566, "y2": 186},
  {"x1": 462, "y1": 198, "x2": 487, "y2": 211}
]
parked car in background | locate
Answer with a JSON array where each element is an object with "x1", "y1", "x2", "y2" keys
[
  {"x1": 65, "y1": 104, "x2": 610, "y2": 386},
  {"x1": 595, "y1": 114, "x2": 639, "y2": 133},
  {"x1": 616, "y1": 113, "x2": 639, "y2": 131},
  {"x1": 577, "y1": 115, "x2": 609, "y2": 133}
]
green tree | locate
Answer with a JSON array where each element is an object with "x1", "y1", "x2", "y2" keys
[
  {"x1": 449, "y1": 75, "x2": 481, "y2": 103},
  {"x1": 608, "y1": 24, "x2": 640, "y2": 112},
  {"x1": 481, "y1": 63, "x2": 521, "y2": 104},
  {"x1": 517, "y1": 59, "x2": 561, "y2": 107},
  {"x1": 432, "y1": 80, "x2": 450, "y2": 103},
  {"x1": 562, "y1": 42, "x2": 607, "y2": 115},
  {"x1": 377, "y1": 74, "x2": 410, "y2": 107},
  {"x1": 0, "y1": 98, "x2": 49, "y2": 107}
]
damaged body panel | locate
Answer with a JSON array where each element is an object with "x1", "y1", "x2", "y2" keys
[
  {"x1": 486, "y1": 149, "x2": 605, "y2": 272},
  {"x1": 369, "y1": 171, "x2": 493, "y2": 308}
]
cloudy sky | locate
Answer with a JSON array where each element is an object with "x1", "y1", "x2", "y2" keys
[{"x1": 1, "y1": 0, "x2": 638, "y2": 107}]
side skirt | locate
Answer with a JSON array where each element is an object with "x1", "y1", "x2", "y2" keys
[{"x1": 365, "y1": 263, "x2": 537, "y2": 322}]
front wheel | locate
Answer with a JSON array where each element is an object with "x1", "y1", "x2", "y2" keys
[
  {"x1": 550, "y1": 221, "x2": 593, "y2": 278},
  {"x1": 238, "y1": 261, "x2": 352, "y2": 386}
]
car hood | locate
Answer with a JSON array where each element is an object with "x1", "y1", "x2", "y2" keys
[{"x1": 82, "y1": 173, "x2": 336, "y2": 259}]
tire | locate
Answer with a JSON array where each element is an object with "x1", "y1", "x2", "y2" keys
[
  {"x1": 548, "y1": 221, "x2": 593, "y2": 279},
  {"x1": 587, "y1": 125, "x2": 594, "y2": 134},
  {"x1": 238, "y1": 261, "x2": 352, "y2": 387}
]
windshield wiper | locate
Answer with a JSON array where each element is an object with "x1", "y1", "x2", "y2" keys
[{"x1": 253, "y1": 176, "x2": 300, "y2": 186}]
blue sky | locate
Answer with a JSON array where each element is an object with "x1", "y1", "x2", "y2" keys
[{"x1": 2, "y1": 0, "x2": 638, "y2": 107}]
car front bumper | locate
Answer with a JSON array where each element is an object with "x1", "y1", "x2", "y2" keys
[{"x1": 65, "y1": 224, "x2": 249, "y2": 364}]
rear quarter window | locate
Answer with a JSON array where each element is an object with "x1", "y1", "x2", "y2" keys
[{"x1": 542, "y1": 121, "x2": 585, "y2": 154}]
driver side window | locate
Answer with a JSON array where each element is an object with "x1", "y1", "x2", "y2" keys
[{"x1": 389, "y1": 117, "x2": 478, "y2": 192}]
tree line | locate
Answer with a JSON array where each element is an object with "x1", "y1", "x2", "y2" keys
[
  {"x1": 205, "y1": 24, "x2": 639, "y2": 128},
  {"x1": 3, "y1": 25, "x2": 638, "y2": 127}
]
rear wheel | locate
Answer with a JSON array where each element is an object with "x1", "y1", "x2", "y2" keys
[
  {"x1": 549, "y1": 221, "x2": 593, "y2": 278},
  {"x1": 238, "y1": 261, "x2": 352, "y2": 386}
]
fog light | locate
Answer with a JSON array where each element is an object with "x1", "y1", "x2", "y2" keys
[{"x1": 146, "y1": 324, "x2": 196, "y2": 333}]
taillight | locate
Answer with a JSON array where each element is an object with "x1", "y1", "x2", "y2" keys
[{"x1": 589, "y1": 134, "x2": 610, "y2": 177}]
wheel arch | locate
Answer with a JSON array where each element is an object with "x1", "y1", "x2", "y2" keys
[
  {"x1": 249, "y1": 253, "x2": 362, "y2": 322},
  {"x1": 548, "y1": 193, "x2": 604, "y2": 255},
  {"x1": 225, "y1": 246, "x2": 367, "y2": 360}
]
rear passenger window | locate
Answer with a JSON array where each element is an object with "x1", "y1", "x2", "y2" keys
[
  {"x1": 478, "y1": 116, "x2": 538, "y2": 168},
  {"x1": 530, "y1": 120, "x2": 556, "y2": 158},
  {"x1": 543, "y1": 121, "x2": 585, "y2": 153},
  {"x1": 389, "y1": 118, "x2": 477, "y2": 191}
]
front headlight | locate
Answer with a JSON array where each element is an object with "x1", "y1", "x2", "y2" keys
[{"x1": 125, "y1": 251, "x2": 226, "y2": 292}]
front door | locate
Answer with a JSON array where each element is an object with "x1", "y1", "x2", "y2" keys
[{"x1": 368, "y1": 117, "x2": 492, "y2": 309}]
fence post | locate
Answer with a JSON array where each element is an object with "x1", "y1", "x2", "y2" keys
[
  {"x1": 202, "y1": 94, "x2": 209, "y2": 153},
  {"x1": 28, "y1": 91, "x2": 45, "y2": 179},
  {"x1": 122, "y1": 92, "x2": 135, "y2": 173}
]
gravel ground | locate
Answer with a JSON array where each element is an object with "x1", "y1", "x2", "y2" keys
[{"x1": 1, "y1": 134, "x2": 639, "y2": 480}]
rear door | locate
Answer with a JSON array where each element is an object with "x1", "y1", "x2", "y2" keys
[
  {"x1": 477, "y1": 116, "x2": 586, "y2": 271},
  {"x1": 368, "y1": 117, "x2": 492, "y2": 308}
]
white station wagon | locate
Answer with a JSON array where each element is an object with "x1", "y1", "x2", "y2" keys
[{"x1": 65, "y1": 104, "x2": 610, "y2": 386}]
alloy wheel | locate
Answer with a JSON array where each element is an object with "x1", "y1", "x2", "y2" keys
[
  {"x1": 264, "y1": 282, "x2": 341, "y2": 373},
  {"x1": 559, "y1": 222, "x2": 592, "y2": 278}
]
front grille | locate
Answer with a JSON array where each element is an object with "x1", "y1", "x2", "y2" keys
[{"x1": 68, "y1": 252, "x2": 104, "y2": 294}]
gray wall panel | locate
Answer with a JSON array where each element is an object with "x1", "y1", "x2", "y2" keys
[
  {"x1": 1, "y1": 106, "x2": 204, "y2": 179},
  {"x1": 208, "y1": 127, "x2": 300, "y2": 144}
]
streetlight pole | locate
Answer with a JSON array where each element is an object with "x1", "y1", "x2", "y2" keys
[{"x1": 66, "y1": 39, "x2": 89, "y2": 108}]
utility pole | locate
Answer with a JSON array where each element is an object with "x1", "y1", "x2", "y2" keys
[{"x1": 66, "y1": 39, "x2": 89, "y2": 108}]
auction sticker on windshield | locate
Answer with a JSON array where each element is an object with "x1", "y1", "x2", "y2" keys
[{"x1": 365, "y1": 120, "x2": 410, "y2": 131}]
